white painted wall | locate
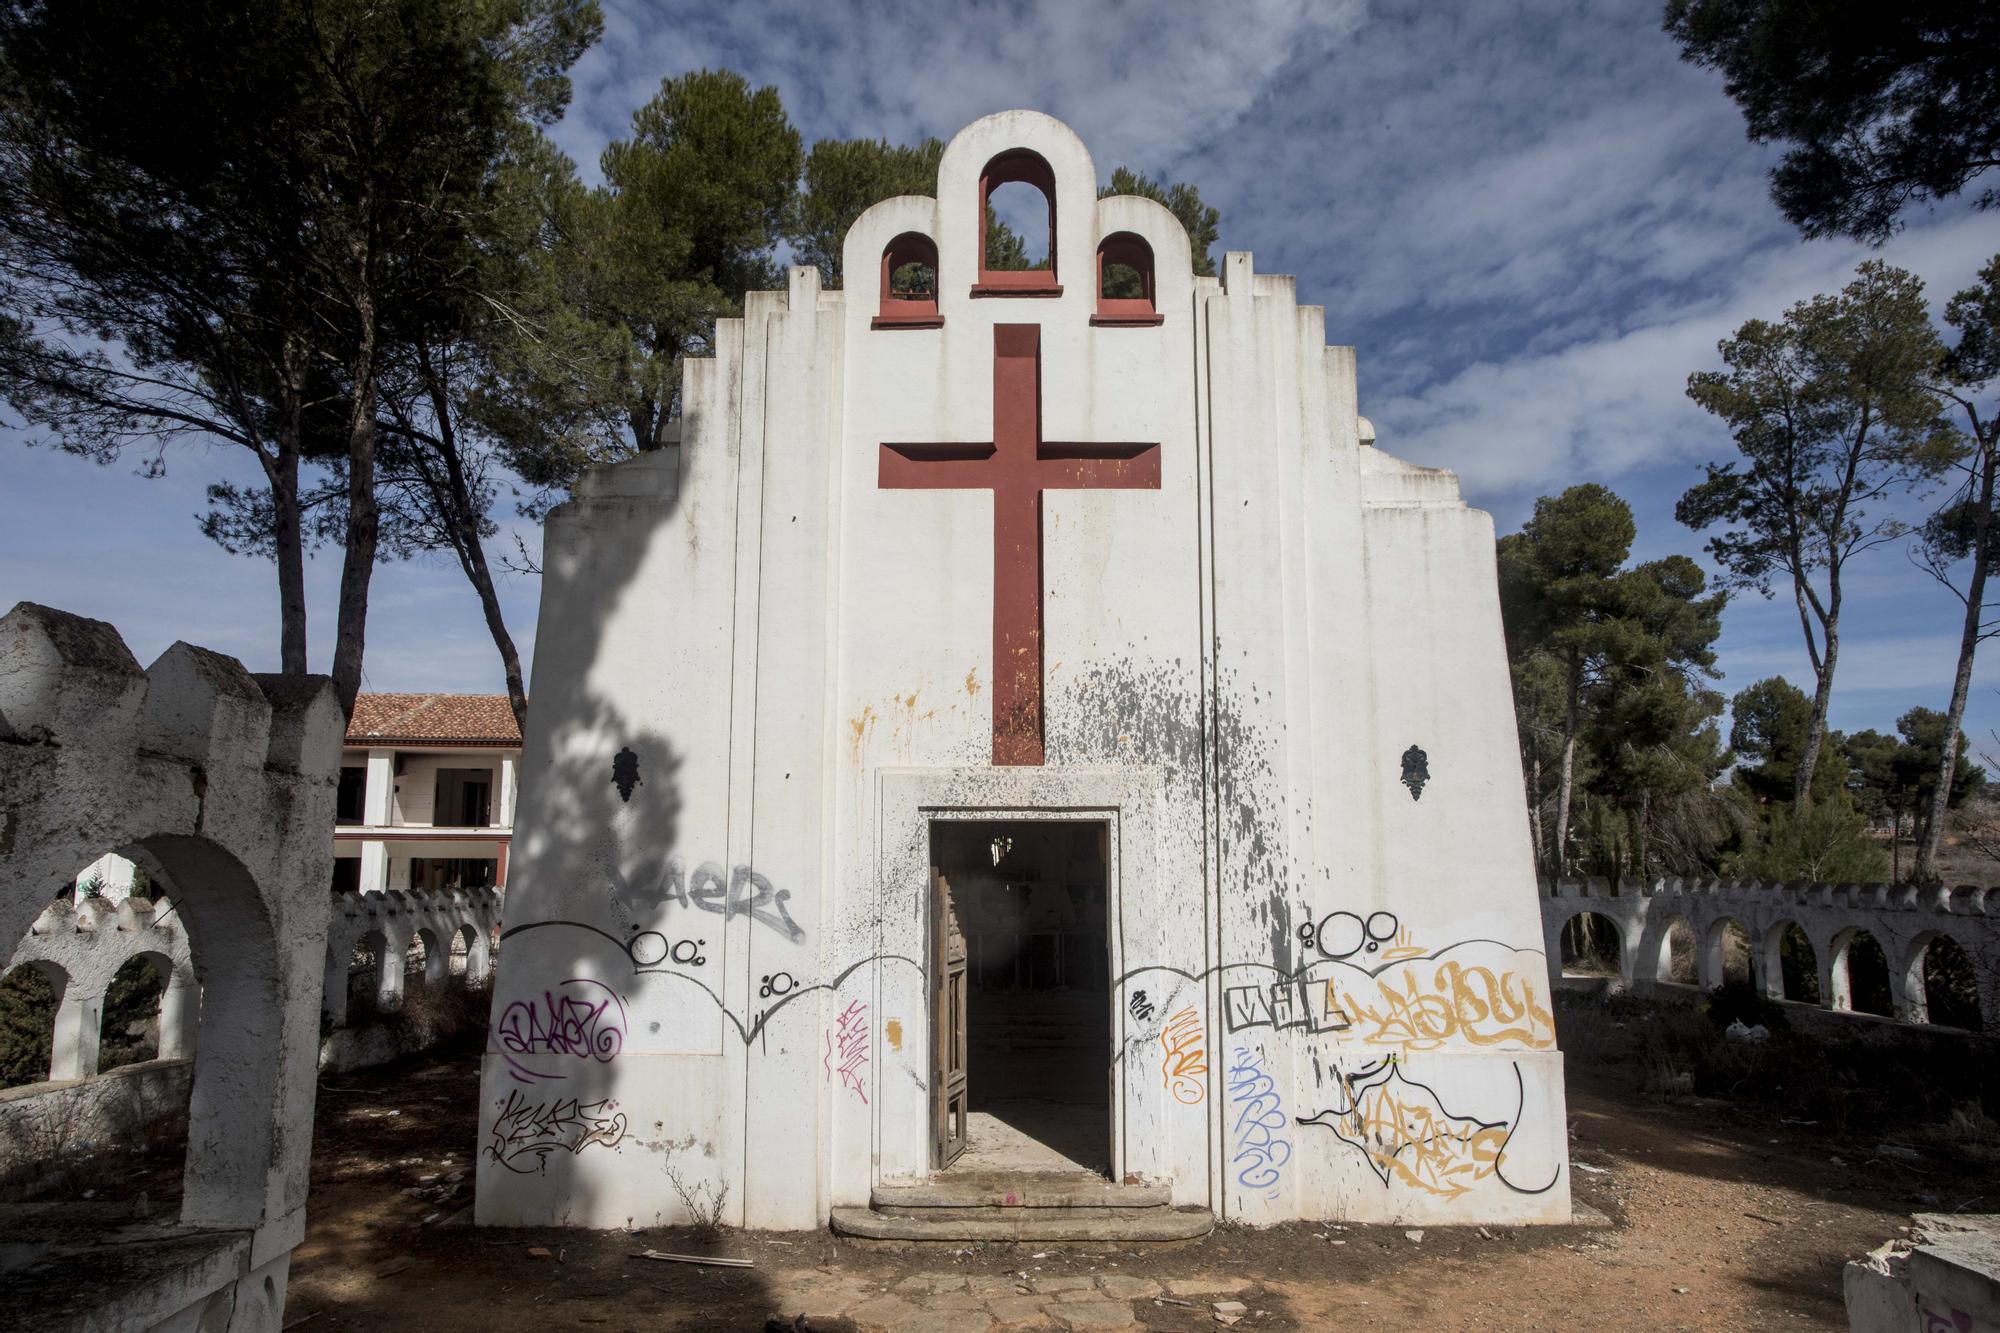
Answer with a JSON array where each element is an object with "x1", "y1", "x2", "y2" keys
[{"x1": 478, "y1": 111, "x2": 1569, "y2": 1231}]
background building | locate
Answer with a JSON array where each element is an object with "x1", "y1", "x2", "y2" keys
[{"x1": 334, "y1": 694, "x2": 520, "y2": 896}]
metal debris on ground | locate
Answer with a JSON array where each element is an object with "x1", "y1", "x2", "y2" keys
[{"x1": 631, "y1": 1249, "x2": 755, "y2": 1268}]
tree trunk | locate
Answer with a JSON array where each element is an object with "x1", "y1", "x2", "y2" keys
[
  {"x1": 265, "y1": 440, "x2": 307, "y2": 678},
  {"x1": 425, "y1": 366, "x2": 529, "y2": 734},
  {"x1": 270, "y1": 340, "x2": 309, "y2": 676},
  {"x1": 1554, "y1": 658, "x2": 1581, "y2": 878},
  {"x1": 1529, "y1": 751, "x2": 1546, "y2": 875},
  {"x1": 1915, "y1": 445, "x2": 1996, "y2": 884},
  {"x1": 1795, "y1": 609, "x2": 1840, "y2": 811},
  {"x1": 1636, "y1": 790, "x2": 1652, "y2": 881},
  {"x1": 332, "y1": 288, "x2": 380, "y2": 719}
]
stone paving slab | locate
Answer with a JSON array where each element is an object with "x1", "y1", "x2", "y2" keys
[
  {"x1": 1053, "y1": 1300, "x2": 1138, "y2": 1328},
  {"x1": 823, "y1": 1265, "x2": 1269, "y2": 1331}
]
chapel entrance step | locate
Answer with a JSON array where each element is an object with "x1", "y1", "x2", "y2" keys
[{"x1": 830, "y1": 1173, "x2": 1213, "y2": 1243}]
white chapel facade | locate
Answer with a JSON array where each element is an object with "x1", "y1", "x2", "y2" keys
[{"x1": 477, "y1": 111, "x2": 1571, "y2": 1232}]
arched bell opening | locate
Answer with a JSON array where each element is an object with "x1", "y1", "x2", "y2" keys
[
  {"x1": 874, "y1": 231, "x2": 943, "y2": 329},
  {"x1": 1093, "y1": 231, "x2": 1163, "y2": 326},
  {"x1": 972, "y1": 148, "x2": 1060, "y2": 296}
]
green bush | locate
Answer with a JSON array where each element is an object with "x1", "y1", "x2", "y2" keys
[
  {"x1": 0, "y1": 967, "x2": 56, "y2": 1088},
  {"x1": 1730, "y1": 793, "x2": 1890, "y2": 883}
]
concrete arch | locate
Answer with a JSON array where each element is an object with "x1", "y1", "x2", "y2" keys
[
  {"x1": 1703, "y1": 916, "x2": 1752, "y2": 990},
  {"x1": 413, "y1": 926, "x2": 446, "y2": 986},
  {"x1": 1897, "y1": 929, "x2": 1983, "y2": 1028},
  {"x1": 1760, "y1": 919, "x2": 1819, "y2": 1004},
  {"x1": 1634, "y1": 913, "x2": 1697, "y2": 991},
  {"x1": 1827, "y1": 926, "x2": 1892, "y2": 1016},
  {"x1": 1557, "y1": 909, "x2": 1628, "y2": 981},
  {"x1": 130, "y1": 833, "x2": 285, "y2": 1229}
]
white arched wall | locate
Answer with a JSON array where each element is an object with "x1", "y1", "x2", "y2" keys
[
  {"x1": 0, "y1": 602, "x2": 341, "y2": 1331},
  {"x1": 1542, "y1": 877, "x2": 1999, "y2": 1030}
]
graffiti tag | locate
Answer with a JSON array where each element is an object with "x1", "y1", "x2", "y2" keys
[
  {"x1": 1224, "y1": 979, "x2": 1349, "y2": 1034},
  {"x1": 1330, "y1": 961, "x2": 1554, "y2": 1053},
  {"x1": 609, "y1": 857, "x2": 806, "y2": 942},
  {"x1": 494, "y1": 978, "x2": 627, "y2": 1085},
  {"x1": 1129, "y1": 990, "x2": 1156, "y2": 1024},
  {"x1": 825, "y1": 999, "x2": 869, "y2": 1104},
  {"x1": 487, "y1": 1088, "x2": 627, "y2": 1174},
  {"x1": 1295, "y1": 1057, "x2": 1553, "y2": 1199},
  {"x1": 1159, "y1": 1005, "x2": 1207, "y2": 1105},
  {"x1": 1227, "y1": 1045, "x2": 1291, "y2": 1198}
]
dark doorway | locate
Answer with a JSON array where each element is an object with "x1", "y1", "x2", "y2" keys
[{"x1": 930, "y1": 818, "x2": 1111, "y2": 1177}]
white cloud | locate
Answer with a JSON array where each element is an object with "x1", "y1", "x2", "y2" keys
[
  {"x1": 1376, "y1": 211, "x2": 2000, "y2": 503},
  {"x1": 554, "y1": 0, "x2": 1366, "y2": 184}
]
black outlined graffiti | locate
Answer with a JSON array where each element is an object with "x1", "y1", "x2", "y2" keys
[
  {"x1": 1227, "y1": 1045, "x2": 1291, "y2": 1198},
  {"x1": 1401, "y1": 745, "x2": 1430, "y2": 800},
  {"x1": 1302, "y1": 910, "x2": 1400, "y2": 961},
  {"x1": 627, "y1": 933, "x2": 706, "y2": 967},
  {"x1": 487, "y1": 1088, "x2": 627, "y2": 1174},
  {"x1": 1129, "y1": 990, "x2": 1156, "y2": 1023},
  {"x1": 759, "y1": 972, "x2": 796, "y2": 999},
  {"x1": 612, "y1": 747, "x2": 642, "y2": 803},
  {"x1": 496, "y1": 918, "x2": 923, "y2": 1050},
  {"x1": 1104, "y1": 939, "x2": 1551, "y2": 1071},
  {"x1": 1223, "y1": 979, "x2": 1350, "y2": 1034},
  {"x1": 606, "y1": 857, "x2": 806, "y2": 943},
  {"x1": 1295, "y1": 1058, "x2": 1560, "y2": 1199},
  {"x1": 494, "y1": 978, "x2": 627, "y2": 1085}
]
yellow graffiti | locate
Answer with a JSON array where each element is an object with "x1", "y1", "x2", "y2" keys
[
  {"x1": 884, "y1": 1018, "x2": 903, "y2": 1052},
  {"x1": 1332, "y1": 962, "x2": 1554, "y2": 1053},
  {"x1": 1338, "y1": 1074, "x2": 1509, "y2": 1199},
  {"x1": 1159, "y1": 1005, "x2": 1207, "y2": 1105}
]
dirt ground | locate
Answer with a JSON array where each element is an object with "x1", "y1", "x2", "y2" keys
[{"x1": 280, "y1": 1040, "x2": 1983, "y2": 1333}]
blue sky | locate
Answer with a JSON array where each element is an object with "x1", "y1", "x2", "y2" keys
[{"x1": 3, "y1": 0, "x2": 1998, "y2": 751}]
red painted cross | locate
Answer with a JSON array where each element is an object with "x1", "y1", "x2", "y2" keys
[{"x1": 879, "y1": 323, "x2": 1161, "y2": 766}]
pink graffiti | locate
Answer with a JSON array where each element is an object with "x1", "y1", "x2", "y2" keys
[
  {"x1": 824, "y1": 999, "x2": 870, "y2": 1104},
  {"x1": 495, "y1": 977, "x2": 626, "y2": 1084}
]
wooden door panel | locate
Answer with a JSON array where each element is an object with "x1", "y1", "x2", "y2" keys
[{"x1": 932, "y1": 867, "x2": 969, "y2": 1168}]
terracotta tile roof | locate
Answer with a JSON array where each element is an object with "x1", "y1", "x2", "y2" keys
[{"x1": 345, "y1": 694, "x2": 521, "y2": 747}]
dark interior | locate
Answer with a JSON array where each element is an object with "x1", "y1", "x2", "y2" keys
[{"x1": 932, "y1": 818, "x2": 1111, "y2": 1174}]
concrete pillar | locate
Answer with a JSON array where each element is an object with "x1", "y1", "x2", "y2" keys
[
  {"x1": 387, "y1": 854, "x2": 412, "y2": 891},
  {"x1": 1756, "y1": 924, "x2": 1785, "y2": 1001},
  {"x1": 1891, "y1": 940, "x2": 1928, "y2": 1025},
  {"x1": 363, "y1": 748, "x2": 394, "y2": 825},
  {"x1": 358, "y1": 839, "x2": 389, "y2": 895},
  {"x1": 1826, "y1": 935, "x2": 1854, "y2": 1011},
  {"x1": 1814, "y1": 940, "x2": 1839, "y2": 1012},
  {"x1": 158, "y1": 964, "x2": 199, "y2": 1060},
  {"x1": 1696, "y1": 918, "x2": 1722, "y2": 991},
  {"x1": 421, "y1": 931, "x2": 448, "y2": 985},
  {"x1": 49, "y1": 988, "x2": 104, "y2": 1080},
  {"x1": 375, "y1": 931, "x2": 405, "y2": 1008},
  {"x1": 1620, "y1": 920, "x2": 1645, "y2": 992},
  {"x1": 321, "y1": 939, "x2": 349, "y2": 1027},
  {"x1": 497, "y1": 754, "x2": 517, "y2": 828}
]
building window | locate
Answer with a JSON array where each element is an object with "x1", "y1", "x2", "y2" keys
[
  {"x1": 874, "y1": 231, "x2": 943, "y2": 329},
  {"x1": 336, "y1": 766, "x2": 367, "y2": 824},
  {"x1": 411, "y1": 857, "x2": 497, "y2": 891},
  {"x1": 1093, "y1": 233, "x2": 1162, "y2": 326},
  {"x1": 971, "y1": 149, "x2": 1061, "y2": 297},
  {"x1": 433, "y1": 768, "x2": 493, "y2": 828}
]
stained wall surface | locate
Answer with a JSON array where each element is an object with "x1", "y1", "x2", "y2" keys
[{"x1": 477, "y1": 111, "x2": 1569, "y2": 1230}]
